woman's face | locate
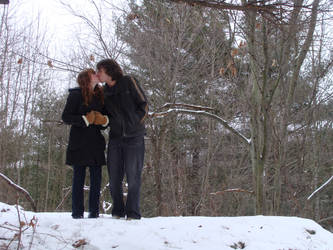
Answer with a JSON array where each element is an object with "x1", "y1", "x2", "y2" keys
[{"x1": 90, "y1": 73, "x2": 100, "y2": 87}]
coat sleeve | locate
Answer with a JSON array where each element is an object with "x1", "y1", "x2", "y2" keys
[
  {"x1": 95, "y1": 106, "x2": 109, "y2": 130},
  {"x1": 129, "y1": 77, "x2": 149, "y2": 123},
  {"x1": 62, "y1": 91, "x2": 88, "y2": 127}
]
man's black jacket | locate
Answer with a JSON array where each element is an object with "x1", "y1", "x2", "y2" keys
[{"x1": 103, "y1": 75, "x2": 148, "y2": 139}]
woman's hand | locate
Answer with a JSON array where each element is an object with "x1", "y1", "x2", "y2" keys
[
  {"x1": 85, "y1": 111, "x2": 95, "y2": 124},
  {"x1": 94, "y1": 111, "x2": 108, "y2": 126}
]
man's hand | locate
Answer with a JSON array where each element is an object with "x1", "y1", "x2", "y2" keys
[{"x1": 94, "y1": 111, "x2": 108, "y2": 125}]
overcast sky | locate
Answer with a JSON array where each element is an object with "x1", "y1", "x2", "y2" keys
[{"x1": 15, "y1": 0, "x2": 126, "y2": 53}]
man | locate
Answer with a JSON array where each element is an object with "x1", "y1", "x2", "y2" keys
[{"x1": 96, "y1": 59, "x2": 148, "y2": 220}]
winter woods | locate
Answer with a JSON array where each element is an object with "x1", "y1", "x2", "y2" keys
[{"x1": 0, "y1": 0, "x2": 332, "y2": 232}]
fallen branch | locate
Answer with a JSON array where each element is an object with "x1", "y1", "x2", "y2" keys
[{"x1": 0, "y1": 173, "x2": 37, "y2": 212}]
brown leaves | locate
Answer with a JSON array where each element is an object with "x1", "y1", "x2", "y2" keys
[
  {"x1": 127, "y1": 13, "x2": 139, "y2": 21},
  {"x1": 231, "y1": 48, "x2": 238, "y2": 57},
  {"x1": 219, "y1": 40, "x2": 247, "y2": 77},
  {"x1": 17, "y1": 58, "x2": 23, "y2": 64},
  {"x1": 219, "y1": 60, "x2": 237, "y2": 77},
  {"x1": 230, "y1": 66, "x2": 237, "y2": 77},
  {"x1": 219, "y1": 67, "x2": 225, "y2": 76},
  {"x1": 239, "y1": 41, "x2": 246, "y2": 48},
  {"x1": 72, "y1": 239, "x2": 87, "y2": 248},
  {"x1": 230, "y1": 241, "x2": 246, "y2": 249},
  {"x1": 29, "y1": 216, "x2": 37, "y2": 228},
  {"x1": 90, "y1": 54, "x2": 95, "y2": 62}
]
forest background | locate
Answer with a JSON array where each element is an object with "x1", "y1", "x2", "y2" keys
[{"x1": 0, "y1": 0, "x2": 333, "y2": 232}]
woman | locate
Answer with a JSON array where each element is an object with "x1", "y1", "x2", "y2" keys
[{"x1": 62, "y1": 68, "x2": 108, "y2": 219}]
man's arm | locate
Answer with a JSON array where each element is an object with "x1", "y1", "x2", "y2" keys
[{"x1": 129, "y1": 77, "x2": 149, "y2": 123}]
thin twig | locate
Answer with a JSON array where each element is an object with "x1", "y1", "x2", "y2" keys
[{"x1": 15, "y1": 197, "x2": 22, "y2": 250}]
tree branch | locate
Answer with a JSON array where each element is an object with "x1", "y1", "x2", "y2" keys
[
  {"x1": 160, "y1": 102, "x2": 215, "y2": 112},
  {"x1": 0, "y1": 173, "x2": 37, "y2": 212},
  {"x1": 307, "y1": 175, "x2": 333, "y2": 200},
  {"x1": 168, "y1": 0, "x2": 311, "y2": 13},
  {"x1": 150, "y1": 107, "x2": 251, "y2": 145}
]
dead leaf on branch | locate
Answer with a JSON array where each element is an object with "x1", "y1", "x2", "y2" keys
[
  {"x1": 90, "y1": 54, "x2": 95, "y2": 62},
  {"x1": 29, "y1": 216, "x2": 38, "y2": 228},
  {"x1": 231, "y1": 66, "x2": 237, "y2": 77},
  {"x1": 231, "y1": 48, "x2": 238, "y2": 57},
  {"x1": 219, "y1": 67, "x2": 225, "y2": 76},
  {"x1": 17, "y1": 58, "x2": 23, "y2": 64},
  {"x1": 239, "y1": 41, "x2": 246, "y2": 48},
  {"x1": 47, "y1": 60, "x2": 53, "y2": 68}
]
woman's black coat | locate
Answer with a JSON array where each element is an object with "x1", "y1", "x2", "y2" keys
[{"x1": 62, "y1": 87, "x2": 106, "y2": 167}]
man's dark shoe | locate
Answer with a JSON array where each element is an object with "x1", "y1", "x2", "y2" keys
[
  {"x1": 72, "y1": 215, "x2": 83, "y2": 219},
  {"x1": 88, "y1": 213, "x2": 99, "y2": 218},
  {"x1": 126, "y1": 217, "x2": 140, "y2": 221},
  {"x1": 112, "y1": 214, "x2": 125, "y2": 219}
]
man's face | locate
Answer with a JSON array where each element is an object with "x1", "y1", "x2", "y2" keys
[{"x1": 96, "y1": 68, "x2": 111, "y2": 83}]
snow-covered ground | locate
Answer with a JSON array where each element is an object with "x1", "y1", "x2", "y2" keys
[{"x1": 0, "y1": 202, "x2": 332, "y2": 250}]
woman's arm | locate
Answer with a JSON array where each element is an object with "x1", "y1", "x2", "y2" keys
[{"x1": 61, "y1": 90, "x2": 88, "y2": 127}]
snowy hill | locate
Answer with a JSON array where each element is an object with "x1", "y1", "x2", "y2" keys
[{"x1": 0, "y1": 202, "x2": 332, "y2": 250}]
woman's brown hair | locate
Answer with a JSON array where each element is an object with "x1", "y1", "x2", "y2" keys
[{"x1": 77, "y1": 68, "x2": 104, "y2": 106}]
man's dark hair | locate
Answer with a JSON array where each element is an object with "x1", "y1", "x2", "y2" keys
[{"x1": 96, "y1": 59, "x2": 123, "y2": 81}]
